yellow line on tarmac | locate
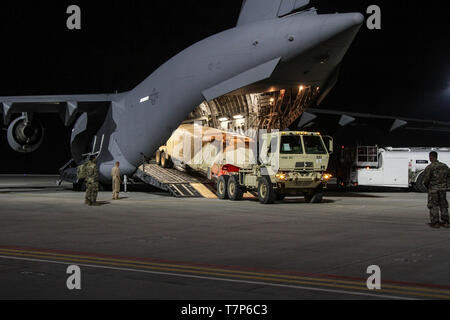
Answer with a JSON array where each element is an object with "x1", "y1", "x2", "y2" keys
[
  {"x1": 0, "y1": 248, "x2": 448, "y2": 295},
  {"x1": 0, "y1": 249, "x2": 449, "y2": 299},
  {"x1": 1, "y1": 248, "x2": 449, "y2": 295}
]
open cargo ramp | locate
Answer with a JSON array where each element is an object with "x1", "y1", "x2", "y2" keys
[{"x1": 134, "y1": 164, "x2": 217, "y2": 199}]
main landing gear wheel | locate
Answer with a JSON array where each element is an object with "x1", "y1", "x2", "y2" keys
[
  {"x1": 228, "y1": 175, "x2": 244, "y2": 201},
  {"x1": 217, "y1": 175, "x2": 230, "y2": 200},
  {"x1": 258, "y1": 176, "x2": 276, "y2": 204}
]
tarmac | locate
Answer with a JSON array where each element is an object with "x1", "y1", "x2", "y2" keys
[{"x1": 0, "y1": 175, "x2": 449, "y2": 300}]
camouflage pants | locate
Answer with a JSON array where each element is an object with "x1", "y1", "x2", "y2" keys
[
  {"x1": 85, "y1": 181, "x2": 99, "y2": 205},
  {"x1": 428, "y1": 191, "x2": 449, "y2": 224}
]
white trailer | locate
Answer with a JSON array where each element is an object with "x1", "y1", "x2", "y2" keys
[{"x1": 349, "y1": 146, "x2": 450, "y2": 192}]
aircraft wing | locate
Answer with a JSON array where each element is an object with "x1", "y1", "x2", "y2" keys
[
  {"x1": 298, "y1": 108, "x2": 450, "y2": 133},
  {"x1": 0, "y1": 93, "x2": 116, "y2": 126},
  {"x1": 237, "y1": 0, "x2": 312, "y2": 26}
]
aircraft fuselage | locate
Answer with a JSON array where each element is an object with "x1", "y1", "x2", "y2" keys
[{"x1": 82, "y1": 11, "x2": 363, "y2": 182}]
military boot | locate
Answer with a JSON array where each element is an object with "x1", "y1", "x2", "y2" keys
[{"x1": 428, "y1": 223, "x2": 440, "y2": 229}]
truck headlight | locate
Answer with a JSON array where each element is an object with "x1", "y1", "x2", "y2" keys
[
  {"x1": 323, "y1": 173, "x2": 333, "y2": 181},
  {"x1": 276, "y1": 173, "x2": 288, "y2": 181}
]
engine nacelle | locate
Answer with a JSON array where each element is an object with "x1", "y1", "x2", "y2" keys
[{"x1": 7, "y1": 116, "x2": 45, "y2": 153}]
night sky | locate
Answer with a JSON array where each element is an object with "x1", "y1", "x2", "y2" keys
[{"x1": 0, "y1": 1, "x2": 449, "y2": 174}]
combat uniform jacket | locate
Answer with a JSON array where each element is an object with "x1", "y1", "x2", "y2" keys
[
  {"x1": 85, "y1": 160, "x2": 99, "y2": 184},
  {"x1": 422, "y1": 161, "x2": 450, "y2": 193}
]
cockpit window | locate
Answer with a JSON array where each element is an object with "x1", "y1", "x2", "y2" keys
[
  {"x1": 303, "y1": 136, "x2": 327, "y2": 154},
  {"x1": 280, "y1": 136, "x2": 303, "y2": 154}
]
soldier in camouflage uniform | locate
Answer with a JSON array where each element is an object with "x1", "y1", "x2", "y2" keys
[
  {"x1": 422, "y1": 152, "x2": 450, "y2": 228},
  {"x1": 83, "y1": 156, "x2": 100, "y2": 206}
]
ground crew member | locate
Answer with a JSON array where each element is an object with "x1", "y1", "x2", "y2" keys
[
  {"x1": 111, "y1": 162, "x2": 122, "y2": 200},
  {"x1": 84, "y1": 155, "x2": 100, "y2": 206},
  {"x1": 422, "y1": 152, "x2": 450, "y2": 228}
]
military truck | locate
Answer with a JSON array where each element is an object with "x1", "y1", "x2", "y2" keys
[
  {"x1": 156, "y1": 126, "x2": 333, "y2": 204},
  {"x1": 215, "y1": 131, "x2": 333, "y2": 204}
]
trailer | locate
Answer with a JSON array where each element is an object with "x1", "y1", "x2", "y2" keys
[{"x1": 342, "y1": 146, "x2": 450, "y2": 192}]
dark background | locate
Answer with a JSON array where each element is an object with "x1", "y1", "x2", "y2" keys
[{"x1": 0, "y1": 1, "x2": 449, "y2": 174}]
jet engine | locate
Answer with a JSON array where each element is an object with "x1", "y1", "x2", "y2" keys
[{"x1": 7, "y1": 115, "x2": 45, "y2": 153}]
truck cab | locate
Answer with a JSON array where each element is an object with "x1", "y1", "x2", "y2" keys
[{"x1": 218, "y1": 131, "x2": 334, "y2": 204}]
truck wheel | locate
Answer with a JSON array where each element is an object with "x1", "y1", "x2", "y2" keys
[
  {"x1": 304, "y1": 193, "x2": 312, "y2": 203},
  {"x1": 217, "y1": 175, "x2": 230, "y2": 200},
  {"x1": 414, "y1": 173, "x2": 428, "y2": 193},
  {"x1": 305, "y1": 186, "x2": 324, "y2": 203},
  {"x1": 310, "y1": 192, "x2": 324, "y2": 203},
  {"x1": 228, "y1": 175, "x2": 243, "y2": 201},
  {"x1": 276, "y1": 193, "x2": 286, "y2": 201},
  {"x1": 161, "y1": 152, "x2": 173, "y2": 169},
  {"x1": 258, "y1": 176, "x2": 276, "y2": 204},
  {"x1": 155, "y1": 150, "x2": 162, "y2": 166}
]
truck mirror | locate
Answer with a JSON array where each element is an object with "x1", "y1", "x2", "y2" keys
[
  {"x1": 323, "y1": 136, "x2": 334, "y2": 154},
  {"x1": 329, "y1": 140, "x2": 334, "y2": 154}
]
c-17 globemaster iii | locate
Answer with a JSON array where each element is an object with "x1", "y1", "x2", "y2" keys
[{"x1": 0, "y1": 0, "x2": 363, "y2": 184}]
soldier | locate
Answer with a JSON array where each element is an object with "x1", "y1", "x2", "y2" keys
[
  {"x1": 111, "y1": 162, "x2": 122, "y2": 200},
  {"x1": 422, "y1": 151, "x2": 450, "y2": 228},
  {"x1": 85, "y1": 155, "x2": 100, "y2": 206}
]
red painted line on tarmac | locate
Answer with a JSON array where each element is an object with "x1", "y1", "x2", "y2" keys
[{"x1": 1, "y1": 244, "x2": 449, "y2": 290}]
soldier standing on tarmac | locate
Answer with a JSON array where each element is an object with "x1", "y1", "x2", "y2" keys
[
  {"x1": 422, "y1": 151, "x2": 450, "y2": 229},
  {"x1": 84, "y1": 155, "x2": 100, "y2": 206},
  {"x1": 111, "y1": 162, "x2": 122, "y2": 200}
]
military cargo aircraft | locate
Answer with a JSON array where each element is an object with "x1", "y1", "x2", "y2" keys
[{"x1": 0, "y1": 0, "x2": 364, "y2": 183}]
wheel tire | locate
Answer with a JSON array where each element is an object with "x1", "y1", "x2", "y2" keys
[
  {"x1": 304, "y1": 193, "x2": 312, "y2": 203},
  {"x1": 305, "y1": 186, "x2": 324, "y2": 204},
  {"x1": 217, "y1": 175, "x2": 230, "y2": 200},
  {"x1": 258, "y1": 176, "x2": 276, "y2": 204},
  {"x1": 310, "y1": 192, "x2": 324, "y2": 203},
  {"x1": 414, "y1": 173, "x2": 428, "y2": 193},
  {"x1": 161, "y1": 152, "x2": 173, "y2": 168},
  {"x1": 228, "y1": 175, "x2": 244, "y2": 201},
  {"x1": 155, "y1": 150, "x2": 162, "y2": 166},
  {"x1": 276, "y1": 193, "x2": 286, "y2": 201}
]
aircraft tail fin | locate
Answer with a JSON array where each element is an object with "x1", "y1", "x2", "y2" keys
[{"x1": 237, "y1": 0, "x2": 311, "y2": 26}]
